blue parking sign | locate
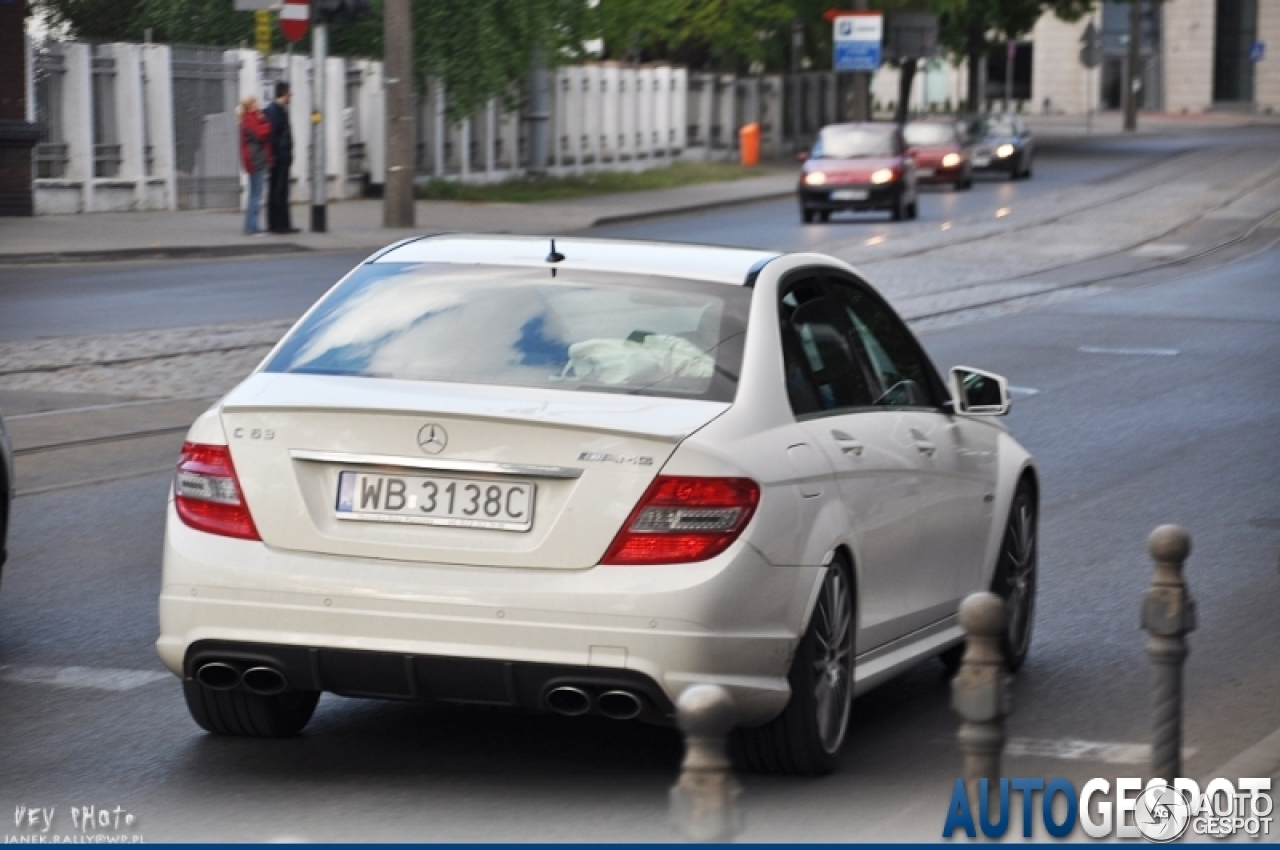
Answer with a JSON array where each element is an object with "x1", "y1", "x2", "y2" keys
[
  {"x1": 833, "y1": 14, "x2": 883, "y2": 72},
  {"x1": 1251, "y1": 42, "x2": 1265, "y2": 62}
]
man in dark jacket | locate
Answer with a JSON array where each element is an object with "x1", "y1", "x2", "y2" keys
[{"x1": 263, "y1": 82, "x2": 298, "y2": 234}]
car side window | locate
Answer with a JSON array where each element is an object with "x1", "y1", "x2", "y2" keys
[
  {"x1": 829, "y1": 280, "x2": 938, "y2": 409},
  {"x1": 778, "y1": 278, "x2": 874, "y2": 416}
]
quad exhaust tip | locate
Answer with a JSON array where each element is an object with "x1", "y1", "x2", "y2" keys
[
  {"x1": 545, "y1": 685, "x2": 592, "y2": 716},
  {"x1": 597, "y1": 690, "x2": 643, "y2": 721},
  {"x1": 241, "y1": 666, "x2": 288, "y2": 696},
  {"x1": 195, "y1": 661, "x2": 241, "y2": 691}
]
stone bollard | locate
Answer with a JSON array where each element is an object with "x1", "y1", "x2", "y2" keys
[
  {"x1": 669, "y1": 684, "x2": 742, "y2": 842},
  {"x1": 952, "y1": 592, "x2": 1013, "y2": 804},
  {"x1": 1142, "y1": 525, "x2": 1196, "y2": 782}
]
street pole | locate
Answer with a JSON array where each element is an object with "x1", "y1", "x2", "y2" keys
[
  {"x1": 382, "y1": 0, "x2": 414, "y2": 228},
  {"x1": 1005, "y1": 40, "x2": 1014, "y2": 111},
  {"x1": 790, "y1": 17, "x2": 802, "y2": 152},
  {"x1": 852, "y1": 0, "x2": 870, "y2": 121},
  {"x1": 527, "y1": 48, "x2": 550, "y2": 175},
  {"x1": 1124, "y1": 0, "x2": 1141, "y2": 132},
  {"x1": 310, "y1": 18, "x2": 327, "y2": 232}
]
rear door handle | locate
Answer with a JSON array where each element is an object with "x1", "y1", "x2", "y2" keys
[
  {"x1": 914, "y1": 440, "x2": 936, "y2": 457},
  {"x1": 831, "y1": 429, "x2": 864, "y2": 457}
]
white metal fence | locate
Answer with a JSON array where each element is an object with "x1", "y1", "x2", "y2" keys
[{"x1": 28, "y1": 37, "x2": 894, "y2": 215}]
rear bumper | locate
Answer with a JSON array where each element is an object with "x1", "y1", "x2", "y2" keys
[
  {"x1": 797, "y1": 183, "x2": 902, "y2": 211},
  {"x1": 186, "y1": 638, "x2": 677, "y2": 724},
  {"x1": 158, "y1": 507, "x2": 821, "y2": 727}
]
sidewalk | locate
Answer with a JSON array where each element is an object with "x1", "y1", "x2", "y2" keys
[
  {"x1": 0, "y1": 171, "x2": 795, "y2": 264},
  {"x1": 1025, "y1": 109, "x2": 1280, "y2": 139}
]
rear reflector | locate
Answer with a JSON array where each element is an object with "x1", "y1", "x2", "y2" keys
[
  {"x1": 601, "y1": 476, "x2": 759, "y2": 565},
  {"x1": 173, "y1": 442, "x2": 260, "y2": 541}
]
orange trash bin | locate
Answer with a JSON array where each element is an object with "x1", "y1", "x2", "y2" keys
[{"x1": 739, "y1": 122, "x2": 760, "y2": 166}]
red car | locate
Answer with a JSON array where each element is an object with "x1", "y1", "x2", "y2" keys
[
  {"x1": 904, "y1": 121, "x2": 972, "y2": 190},
  {"x1": 797, "y1": 123, "x2": 919, "y2": 223}
]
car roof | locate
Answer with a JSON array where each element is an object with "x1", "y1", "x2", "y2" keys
[{"x1": 372, "y1": 234, "x2": 780, "y2": 285}]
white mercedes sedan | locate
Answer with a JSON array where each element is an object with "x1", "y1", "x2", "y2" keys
[{"x1": 158, "y1": 235, "x2": 1037, "y2": 775}]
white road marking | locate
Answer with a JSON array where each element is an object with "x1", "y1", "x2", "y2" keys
[
  {"x1": 1079, "y1": 346, "x2": 1180, "y2": 357},
  {"x1": 1132, "y1": 243, "x2": 1189, "y2": 258},
  {"x1": 0, "y1": 665, "x2": 171, "y2": 692},
  {"x1": 1007, "y1": 737, "x2": 1197, "y2": 764},
  {"x1": 1008, "y1": 386, "x2": 1040, "y2": 396},
  {"x1": 866, "y1": 235, "x2": 886, "y2": 246}
]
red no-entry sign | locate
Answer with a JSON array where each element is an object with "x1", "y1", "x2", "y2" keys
[{"x1": 279, "y1": 0, "x2": 309, "y2": 43}]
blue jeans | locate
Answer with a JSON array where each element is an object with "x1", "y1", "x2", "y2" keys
[{"x1": 244, "y1": 170, "x2": 265, "y2": 234}]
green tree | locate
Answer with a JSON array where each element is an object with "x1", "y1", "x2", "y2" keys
[
  {"x1": 937, "y1": 0, "x2": 1094, "y2": 113},
  {"x1": 34, "y1": 0, "x2": 596, "y2": 119}
]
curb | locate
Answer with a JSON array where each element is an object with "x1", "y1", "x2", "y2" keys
[
  {"x1": 589, "y1": 189, "x2": 794, "y2": 228},
  {"x1": 0, "y1": 241, "x2": 313, "y2": 265},
  {"x1": 1200, "y1": 727, "x2": 1280, "y2": 784}
]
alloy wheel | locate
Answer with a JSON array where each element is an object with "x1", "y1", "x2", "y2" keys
[
  {"x1": 1001, "y1": 490, "x2": 1037, "y2": 666},
  {"x1": 811, "y1": 564, "x2": 854, "y2": 753}
]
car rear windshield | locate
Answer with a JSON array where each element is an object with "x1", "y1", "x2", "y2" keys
[
  {"x1": 813, "y1": 126, "x2": 896, "y2": 158},
  {"x1": 264, "y1": 263, "x2": 752, "y2": 402},
  {"x1": 904, "y1": 123, "x2": 957, "y2": 146}
]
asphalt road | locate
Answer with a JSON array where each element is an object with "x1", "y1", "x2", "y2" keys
[
  {"x1": 1, "y1": 232, "x2": 1277, "y2": 837},
  {"x1": 0, "y1": 127, "x2": 1266, "y2": 344}
]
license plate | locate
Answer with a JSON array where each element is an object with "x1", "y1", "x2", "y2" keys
[
  {"x1": 917, "y1": 168, "x2": 935, "y2": 178},
  {"x1": 336, "y1": 471, "x2": 535, "y2": 532},
  {"x1": 831, "y1": 189, "x2": 868, "y2": 201},
  {"x1": 974, "y1": 156, "x2": 991, "y2": 167}
]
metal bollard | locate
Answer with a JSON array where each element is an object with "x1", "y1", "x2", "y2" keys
[
  {"x1": 952, "y1": 592, "x2": 1013, "y2": 802},
  {"x1": 1142, "y1": 524, "x2": 1196, "y2": 782},
  {"x1": 669, "y1": 684, "x2": 742, "y2": 842}
]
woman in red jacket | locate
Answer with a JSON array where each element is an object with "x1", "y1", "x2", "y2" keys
[{"x1": 238, "y1": 95, "x2": 273, "y2": 236}]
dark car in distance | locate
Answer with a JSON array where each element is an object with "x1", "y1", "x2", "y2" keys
[
  {"x1": 798, "y1": 123, "x2": 919, "y2": 223},
  {"x1": 964, "y1": 113, "x2": 1034, "y2": 180},
  {"x1": 904, "y1": 120, "x2": 972, "y2": 190}
]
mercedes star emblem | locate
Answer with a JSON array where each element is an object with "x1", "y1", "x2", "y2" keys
[{"x1": 417, "y1": 424, "x2": 448, "y2": 455}]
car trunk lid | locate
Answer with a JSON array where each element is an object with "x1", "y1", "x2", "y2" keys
[{"x1": 216, "y1": 373, "x2": 729, "y2": 569}]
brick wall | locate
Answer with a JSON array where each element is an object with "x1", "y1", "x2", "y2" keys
[{"x1": 0, "y1": 0, "x2": 38, "y2": 216}]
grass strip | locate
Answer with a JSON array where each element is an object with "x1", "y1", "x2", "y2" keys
[{"x1": 416, "y1": 161, "x2": 772, "y2": 203}]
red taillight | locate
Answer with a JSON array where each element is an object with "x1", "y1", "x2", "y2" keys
[
  {"x1": 173, "y1": 442, "x2": 260, "y2": 541},
  {"x1": 601, "y1": 476, "x2": 760, "y2": 566}
]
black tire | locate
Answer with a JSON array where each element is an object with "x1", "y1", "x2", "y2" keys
[
  {"x1": 1022, "y1": 157, "x2": 1033, "y2": 179},
  {"x1": 734, "y1": 556, "x2": 854, "y2": 776},
  {"x1": 938, "y1": 479, "x2": 1037, "y2": 675},
  {"x1": 992, "y1": 481, "x2": 1037, "y2": 672},
  {"x1": 818, "y1": 210, "x2": 831, "y2": 223},
  {"x1": 183, "y1": 679, "x2": 320, "y2": 737},
  {"x1": 957, "y1": 172, "x2": 973, "y2": 191},
  {"x1": 890, "y1": 193, "x2": 906, "y2": 221},
  {"x1": 907, "y1": 200, "x2": 919, "y2": 220},
  {"x1": 800, "y1": 206, "x2": 815, "y2": 224}
]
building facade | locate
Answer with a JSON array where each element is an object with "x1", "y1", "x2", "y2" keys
[{"x1": 1033, "y1": 0, "x2": 1278, "y2": 115}]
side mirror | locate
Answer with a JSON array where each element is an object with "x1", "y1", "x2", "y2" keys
[
  {"x1": 795, "y1": 151, "x2": 809, "y2": 163},
  {"x1": 949, "y1": 366, "x2": 1011, "y2": 416}
]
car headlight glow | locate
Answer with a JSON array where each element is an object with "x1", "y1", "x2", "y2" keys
[
  {"x1": 803, "y1": 171, "x2": 827, "y2": 186},
  {"x1": 996, "y1": 143, "x2": 1015, "y2": 158},
  {"x1": 941, "y1": 153, "x2": 962, "y2": 168},
  {"x1": 870, "y1": 168, "x2": 896, "y2": 185}
]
